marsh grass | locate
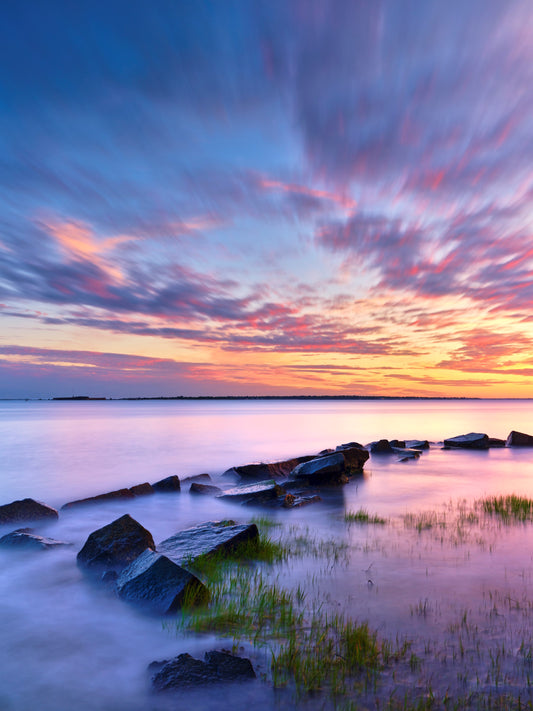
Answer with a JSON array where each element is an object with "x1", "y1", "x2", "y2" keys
[
  {"x1": 345, "y1": 508, "x2": 387, "y2": 525},
  {"x1": 479, "y1": 495, "x2": 533, "y2": 522}
]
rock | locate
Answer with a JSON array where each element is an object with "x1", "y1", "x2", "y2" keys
[
  {"x1": 334, "y1": 445, "x2": 369, "y2": 473},
  {"x1": 216, "y1": 480, "x2": 286, "y2": 505},
  {"x1": 405, "y1": 440, "x2": 430, "y2": 450},
  {"x1": 158, "y1": 521, "x2": 258, "y2": 565},
  {"x1": 443, "y1": 433, "x2": 490, "y2": 449},
  {"x1": 62, "y1": 488, "x2": 135, "y2": 510},
  {"x1": 151, "y1": 651, "x2": 255, "y2": 691},
  {"x1": 488, "y1": 437, "x2": 506, "y2": 448},
  {"x1": 292, "y1": 452, "x2": 347, "y2": 485},
  {"x1": 116, "y1": 550, "x2": 208, "y2": 614},
  {"x1": 152, "y1": 475, "x2": 181, "y2": 492},
  {"x1": 506, "y1": 431, "x2": 533, "y2": 447},
  {"x1": 181, "y1": 473, "x2": 212, "y2": 485},
  {"x1": 283, "y1": 494, "x2": 322, "y2": 508},
  {"x1": 370, "y1": 439, "x2": 394, "y2": 454},
  {"x1": 389, "y1": 439, "x2": 405, "y2": 448},
  {"x1": 0, "y1": 498, "x2": 58, "y2": 526},
  {"x1": 189, "y1": 483, "x2": 222, "y2": 496},
  {"x1": 0, "y1": 528, "x2": 69, "y2": 550},
  {"x1": 391, "y1": 447, "x2": 420, "y2": 459},
  {"x1": 223, "y1": 456, "x2": 315, "y2": 482},
  {"x1": 128, "y1": 482, "x2": 154, "y2": 496},
  {"x1": 101, "y1": 570, "x2": 118, "y2": 585},
  {"x1": 77, "y1": 514, "x2": 155, "y2": 572}
]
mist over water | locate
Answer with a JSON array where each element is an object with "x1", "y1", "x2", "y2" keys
[{"x1": 2, "y1": 399, "x2": 533, "y2": 709}]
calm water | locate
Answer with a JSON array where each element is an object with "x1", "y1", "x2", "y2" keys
[{"x1": 2, "y1": 399, "x2": 533, "y2": 709}]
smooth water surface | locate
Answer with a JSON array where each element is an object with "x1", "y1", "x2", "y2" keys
[{"x1": 2, "y1": 399, "x2": 533, "y2": 709}]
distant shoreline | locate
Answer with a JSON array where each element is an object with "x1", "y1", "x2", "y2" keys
[{"x1": 0, "y1": 395, "x2": 524, "y2": 402}]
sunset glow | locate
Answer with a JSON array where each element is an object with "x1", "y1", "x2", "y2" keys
[{"x1": 2, "y1": 1, "x2": 533, "y2": 398}]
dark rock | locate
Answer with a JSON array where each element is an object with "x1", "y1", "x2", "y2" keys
[
  {"x1": 389, "y1": 439, "x2": 406, "y2": 448},
  {"x1": 318, "y1": 448, "x2": 335, "y2": 456},
  {"x1": 77, "y1": 513, "x2": 155, "y2": 572},
  {"x1": 101, "y1": 570, "x2": 118, "y2": 584},
  {"x1": 506, "y1": 431, "x2": 533, "y2": 447},
  {"x1": 158, "y1": 521, "x2": 258, "y2": 565},
  {"x1": 292, "y1": 452, "x2": 347, "y2": 485},
  {"x1": 370, "y1": 439, "x2": 394, "y2": 454},
  {"x1": 405, "y1": 440, "x2": 430, "y2": 450},
  {"x1": 0, "y1": 498, "x2": 58, "y2": 526},
  {"x1": 488, "y1": 437, "x2": 506, "y2": 448},
  {"x1": 189, "y1": 482, "x2": 222, "y2": 496},
  {"x1": 391, "y1": 447, "x2": 420, "y2": 459},
  {"x1": 223, "y1": 455, "x2": 315, "y2": 482},
  {"x1": 152, "y1": 651, "x2": 255, "y2": 691},
  {"x1": 443, "y1": 433, "x2": 490, "y2": 450},
  {"x1": 181, "y1": 473, "x2": 212, "y2": 485},
  {"x1": 152, "y1": 475, "x2": 181, "y2": 492},
  {"x1": 0, "y1": 528, "x2": 69, "y2": 550},
  {"x1": 61, "y1": 488, "x2": 135, "y2": 510},
  {"x1": 283, "y1": 494, "x2": 322, "y2": 508},
  {"x1": 116, "y1": 550, "x2": 208, "y2": 614},
  {"x1": 129, "y1": 482, "x2": 154, "y2": 497},
  {"x1": 335, "y1": 445, "x2": 369, "y2": 473},
  {"x1": 216, "y1": 480, "x2": 286, "y2": 505}
]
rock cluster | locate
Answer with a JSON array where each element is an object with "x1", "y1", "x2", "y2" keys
[{"x1": 151, "y1": 650, "x2": 255, "y2": 691}]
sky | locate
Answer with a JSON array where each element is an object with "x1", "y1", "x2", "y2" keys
[{"x1": 1, "y1": 0, "x2": 533, "y2": 398}]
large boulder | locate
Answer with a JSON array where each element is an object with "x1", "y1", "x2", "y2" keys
[
  {"x1": 506, "y1": 431, "x2": 533, "y2": 447},
  {"x1": 158, "y1": 521, "x2": 258, "y2": 565},
  {"x1": 223, "y1": 455, "x2": 315, "y2": 482},
  {"x1": 152, "y1": 475, "x2": 181, "y2": 492},
  {"x1": 0, "y1": 498, "x2": 58, "y2": 526},
  {"x1": 335, "y1": 444, "x2": 369, "y2": 472},
  {"x1": 151, "y1": 651, "x2": 255, "y2": 691},
  {"x1": 77, "y1": 514, "x2": 155, "y2": 571},
  {"x1": 443, "y1": 433, "x2": 490, "y2": 449},
  {"x1": 0, "y1": 528, "x2": 69, "y2": 550},
  {"x1": 216, "y1": 480, "x2": 285, "y2": 505},
  {"x1": 292, "y1": 452, "x2": 347, "y2": 485},
  {"x1": 116, "y1": 550, "x2": 208, "y2": 614}
]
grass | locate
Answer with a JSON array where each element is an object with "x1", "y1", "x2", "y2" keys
[
  {"x1": 480, "y1": 495, "x2": 533, "y2": 522},
  {"x1": 345, "y1": 508, "x2": 387, "y2": 525}
]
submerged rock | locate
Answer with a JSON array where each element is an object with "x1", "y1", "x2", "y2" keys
[
  {"x1": 152, "y1": 475, "x2": 181, "y2": 492},
  {"x1": 506, "y1": 431, "x2": 533, "y2": 447},
  {"x1": 151, "y1": 650, "x2": 255, "y2": 691},
  {"x1": 370, "y1": 439, "x2": 394, "y2": 454},
  {"x1": 216, "y1": 480, "x2": 286, "y2": 505},
  {"x1": 405, "y1": 439, "x2": 430, "y2": 450},
  {"x1": 223, "y1": 455, "x2": 315, "y2": 482},
  {"x1": 488, "y1": 437, "x2": 506, "y2": 448},
  {"x1": 128, "y1": 482, "x2": 154, "y2": 496},
  {"x1": 0, "y1": 498, "x2": 58, "y2": 526},
  {"x1": 334, "y1": 444, "x2": 369, "y2": 472},
  {"x1": 292, "y1": 452, "x2": 347, "y2": 485},
  {"x1": 181, "y1": 473, "x2": 212, "y2": 485},
  {"x1": 77, "y1": 514, "x2": 155, "y2": 572},
  {"x1": 0, "y1": 528, "x2": 69, "y2": 550},
  {"x1": 116, "y1": 550, "x2": 208, "y2": 614},
  {"x1": 62, "y1": 488, "x2": 135, "y2": 510},
  {"x1": 282, "y1": 493, "x2": 322, "y2": 508},
  {"x1": 189, "y1": 482, "x2": 222, "y2": 496},
  {"x1": 443, "y1": 433, "x2": 490, "y2": 449},
  {"x1": 158, "y1": 520, "x2": 258, "y2": 565}
]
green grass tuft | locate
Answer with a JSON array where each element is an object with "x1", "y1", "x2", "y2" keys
[
  {"x1": 480, "y1": 495, "x2": 533, "y2": 522},
  {"x1": 345, "y1": 508, "x2": 387, "y2": 525}
]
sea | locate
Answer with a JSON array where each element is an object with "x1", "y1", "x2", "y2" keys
[{"x1": 2, "y1": 398, "x2": 533, "y2": 709}]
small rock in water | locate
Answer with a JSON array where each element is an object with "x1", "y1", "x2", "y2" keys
[
  {"x1": 506, "y1": 430, "x2": 533, "y2": 447},
  {"x1": 443, "y1": 433, "x2": 489, "y2": 449},
  {"x1": 292, "y1": 452, "x2": 347, "y2": 484},
  {"x1": 189, "y1": 482, "x2": 222, "y2": 496},
  {"x1": 0, "y1": 528, "x2": 69, "y2": 550},
  {"x1": 116, "y1": 550, "x2": 208, "y2": 614},
  {"x1": 77, "y1": 513, "x2": 155, "y2": 572},
  {"x1": 0, "y1": 498, "x2": 59, "y2": 526},
  {"x1": 61, "y1": 488, "x2": 135, "y2": 510},
  {"x1": 151, "y1": 650, "x2": 255, "y2": 691},
  {"x1": 405, "y1": 440, "x2": 430, "y2": 450},
  {"x1": 128, "y1": 482, "x2": 154, "y2": 496},
  {"x1": 223, "y1": 455, "x2": 315, "y2": 482},
  {"x1": 369, "y1": 440, "x2": 394, "y2": 454},
  {"x1": 152, "y1": 475, "x2": 181, "y2": 492},
  {"x1": 216, "y1": 480, "x2": 286, "y2": 505}
]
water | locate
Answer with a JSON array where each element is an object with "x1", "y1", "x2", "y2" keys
[{"x1": 2, "y1": 399, "x2": 533, "y2": 709}]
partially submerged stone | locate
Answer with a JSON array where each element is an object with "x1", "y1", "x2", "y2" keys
[
  {"x1": 292, "y1": 452, "x2": 347, "y2": 485},
  {"x1": 0, "y1": 528, "x2": 69, "y2": 550},
  {"x1": 334, "y1": 444, "x2": 369, "y2": 472},
  {"x1": 152, "y1": 475, "x2": 181, "y2": 492},
  {"x1": 282, "y1": 494, "x2": 322, "y2": 508},
  {"x1": 77, "y1": 514, "x2": 155, "y2": 571},
  {"x1": 506, "y1": 431, "x2": 533, "y2": 447},
  {"x1": 158, "y1": 520, "x2": 258, "y2": 565},
  {"x1": 405, "y1": 440, "x2": 430, "y2": 450},
  {"x1": 181, "y1": 473, "x2": 212, "y2": 485},
  {"x1": 391, "y1": 447, "x2": 420, "y2": 459},
  {"x1": 189, "y1": 482, "x2": 222, "y2": 496},
  {"x1": 443, "y1": 433, "x2": 490, "y2": 449},
  {"x1": 0, "y1": 498, "x2": 58, "y2": 526},
  {"x1": 216, "y1": 480, "x2": 286, "y2": 505},
  {"x1": 223, "y1": 455, "x2": 315, "y2": 482},
  {"x1": 116, "y1": 550, "x2": 208, "y2": 614},
  {"x1": 151, "y1": 651, "x2": 255, "y2": 691},
  {"x1": 128, "y1": 482, "x2": 154, "y2": 496},
  {"x1": 62, "y1": 488, "x2": 135, "y2": 510},
  {"x1": 370, "y1": 439, "x2": 394, "y2": 454},
  {"x1": 488, "y1": 437, "x2": 506, "y2": 448}
]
